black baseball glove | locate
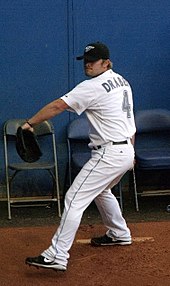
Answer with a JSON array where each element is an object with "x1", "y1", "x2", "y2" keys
[{"x1": 16, "y1": 127, "x2": 42, "y2": 163}]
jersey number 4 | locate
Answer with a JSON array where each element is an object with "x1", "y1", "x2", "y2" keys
[{"x1": 122, "y1": 90, "x2": 131, "y2": 118}]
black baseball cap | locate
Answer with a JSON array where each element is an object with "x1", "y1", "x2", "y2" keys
[{"x1": 76, "y1": 42, "x2": 110, "y2": 62}]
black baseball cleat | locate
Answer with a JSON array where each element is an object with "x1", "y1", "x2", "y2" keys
[
  {"x1": 91, "y1": 234, "x2": 132, "y2": 246},
  {"x1": 25, "y1": 255, "x2": 67, "y2": 271}
]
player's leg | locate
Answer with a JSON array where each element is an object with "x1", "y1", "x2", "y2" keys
[
  {"x1": 91, "y1": 144, "x2": 134, "y2": 246},
  {"x1": 26, "y1": 149, "x2": 109, "y2": 270},
  {"x1": 42, "y1": 144, "x2": 134, "y2": 262},
  {"x1": 26, "y1": 143, "x2": 134, "y2": 269},
  {"x1": 40, "y1": 153, "x2": 113, "y2": 268},
  {"x1": 92, "y1": 187, "x2": 131, "y2": 246}
]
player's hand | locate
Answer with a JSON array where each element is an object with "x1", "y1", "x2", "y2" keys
[{"x1": 22, "y1": 122, "x2": 34, "y2": 132}]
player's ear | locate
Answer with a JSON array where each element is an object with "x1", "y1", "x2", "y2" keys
[{"x1": 102, "y1": 59, "x2": 112, "y2": 69}]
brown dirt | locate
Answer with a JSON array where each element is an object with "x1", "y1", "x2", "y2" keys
[{"x1": 0, "y1": 221, "x2": 170, "y2": 286}]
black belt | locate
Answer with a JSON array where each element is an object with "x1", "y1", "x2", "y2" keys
[{"x1": 93, "y1": 140, "x2": 128, "y2": 150}]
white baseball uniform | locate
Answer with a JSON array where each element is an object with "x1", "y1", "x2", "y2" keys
[{"x1": 42, "y1": 69, "x2": 136, "y2": 267}]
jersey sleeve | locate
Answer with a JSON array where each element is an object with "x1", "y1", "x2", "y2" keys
[{"x1": 60, "y1": 81, "x2": 94, "y2": 115}]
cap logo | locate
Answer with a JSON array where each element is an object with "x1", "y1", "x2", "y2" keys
[{"x1": 85, "y1": 45, "x2": 95, "y2": 53}]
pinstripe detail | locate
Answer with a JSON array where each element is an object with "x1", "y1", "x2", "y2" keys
[{"x1": 55, "y1": 149, "x2": 106, "y2": 249}]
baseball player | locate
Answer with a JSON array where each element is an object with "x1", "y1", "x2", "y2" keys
[{"x1": 24, "y1": 42, "x2": 136, "y2": 272}]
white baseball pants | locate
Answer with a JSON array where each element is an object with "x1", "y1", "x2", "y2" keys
[{"x1": 42, "y1": 141, "x2": 135, "y2": 267}]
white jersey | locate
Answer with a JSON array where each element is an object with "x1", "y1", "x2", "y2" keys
[{"x1": 61, "y1": 69, "x2": 136, "y2": 147}]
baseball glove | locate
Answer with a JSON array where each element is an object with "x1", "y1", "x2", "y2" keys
[{"x1": 16, "y1": 127, "x2": 42, "y2": 163}]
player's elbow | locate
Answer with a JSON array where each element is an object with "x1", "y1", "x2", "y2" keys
[{"x1": 50, "y1": 99, "x2": 69, "y2": 115}]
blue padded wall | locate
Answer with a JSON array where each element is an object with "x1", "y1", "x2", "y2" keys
[
  {"x1": 0, "y1": 0, "x2": 170, "y2": 194},
  {"x1": 73, "y1": 0, "x2": 170, "y2": 111}
]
